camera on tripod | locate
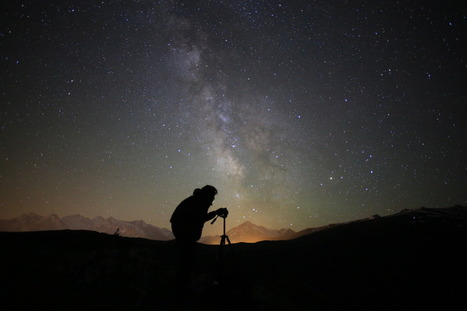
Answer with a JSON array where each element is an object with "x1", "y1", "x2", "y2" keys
[
  {"x1": 211, "y1": 207, "x2": 229, "y2": 224},
  {"x1": 218, "y1": 207, "x2": 229, "y2": 218}
]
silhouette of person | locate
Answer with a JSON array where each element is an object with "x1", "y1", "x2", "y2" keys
[{"x1": 170, "y1": 185, "x2": 228, "y2": 291}]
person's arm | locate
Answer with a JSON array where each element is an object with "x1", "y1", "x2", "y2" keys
[
  {"x1": 204, "y1": 208, "x2": 228, "y2": 222},
  {"x1": 205, "y1": 210, "x2": 218, "y2": 221}
]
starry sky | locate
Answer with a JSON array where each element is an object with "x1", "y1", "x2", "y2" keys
[{"x1": 1, "y1": 0, "x2": 466, "y2": 235}]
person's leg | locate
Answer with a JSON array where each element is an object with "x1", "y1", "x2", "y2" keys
[{"x1": 176, "y1": 239, "x2": 196, "y2": 293}]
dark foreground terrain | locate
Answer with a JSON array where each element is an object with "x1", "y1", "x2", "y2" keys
[{"x1": 2, "y1": 206, "x2": 467, "y2": 310}]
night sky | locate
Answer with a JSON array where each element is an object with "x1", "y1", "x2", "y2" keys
[{"x1": 1, "y1": 0, "x2": 465, "y2": 235}]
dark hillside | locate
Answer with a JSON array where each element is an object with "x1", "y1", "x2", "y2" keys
[
  {"x1": 1, "y1": 206, "x2": 466, "y2": 310},
  {"x1": 229, "y1": 206, "x2": 467, "y2": 310},
  {"x1": 1, "y1": 230, "x2": 179, "y2": 310}
]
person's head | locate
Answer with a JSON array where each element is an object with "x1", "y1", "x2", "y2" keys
[
  {"x1": 201, "y1": 185, "x2": 217, "y2": 197},
  {"x1": 195, "y1": 185, "x2": 217, "y2": 206}
]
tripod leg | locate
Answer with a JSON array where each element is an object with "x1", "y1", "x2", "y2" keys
[
  {"x1": 216, "y1": 235, "x2": 227, "y2": 278},
  {"x1": 225, "y1": 236, "x2": 237, "y2": 262},
  {"x1": 217, "y1": 236, "x2": 227, "y2": 262}
]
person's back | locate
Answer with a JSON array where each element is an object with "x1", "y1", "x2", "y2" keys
[
  {"x1": 170, "y1": 190, "x2": 209, "y2": 241},
  {"x1": 171, "y1": 185, "x2": 221, "y2": 241}
]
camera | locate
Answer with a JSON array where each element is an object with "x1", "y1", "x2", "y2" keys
[
  {"x1": 211, "y1": 208, "x2": 229, "y2": 225},
  {"x1": 218, "y1": 207, "x2": 229, "y2": 218}
]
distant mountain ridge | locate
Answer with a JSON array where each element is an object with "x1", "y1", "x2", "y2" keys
[
  {"x1": 200, "y1": 220, "x2": 297, "y2": 244},
  {"x1": 0, "y1": 213, "x2": 302, "y2": 243},
  {"x1": 0, "y1": 213, "x2": 174, "y2": 241},
  {"x1": 0, "y1": 213, "x2": 68, "y2": 231},
  {"x1": 1, "y1": 206, "x2": 465, "y2": 243}
]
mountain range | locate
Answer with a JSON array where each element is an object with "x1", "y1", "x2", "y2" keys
[
  {"x1": 0, "y1": 213, "x2": 308, "y2": 243},
  {"x1": 2, "y1": 205, "x2": 465, "y2": 244},
  {"x1": 199, "y1": 220, "x2": 296, "y2": 244},
  {"x1": 0, "y1": 213, "x2": 174, "y2": 241}
]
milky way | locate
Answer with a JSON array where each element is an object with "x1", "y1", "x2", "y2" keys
[{"x1": 1, "y1": 0, "x2": 465, "y2": 235}]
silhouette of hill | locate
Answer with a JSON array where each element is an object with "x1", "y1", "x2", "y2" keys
[{"x1": 1, "y1": 205, "x2": 466, "y2": 310}]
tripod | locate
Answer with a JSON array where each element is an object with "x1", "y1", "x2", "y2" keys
[{"x1": 215, "y1": 215, "x2": 236, "y2": 280}]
